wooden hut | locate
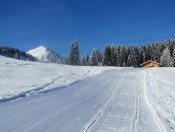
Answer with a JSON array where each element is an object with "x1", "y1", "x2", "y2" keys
[{"x1": 140, "y1": 60, "x2": 160, "y2": 67}]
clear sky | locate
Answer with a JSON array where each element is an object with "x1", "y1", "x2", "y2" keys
[{"x1": 0, "y1": 0, "x2": 175, "y2": 56}]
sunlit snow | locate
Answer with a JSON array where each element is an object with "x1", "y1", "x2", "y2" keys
[{"x1": 0, "y1": 56, "x2": 175, "y2": 132}]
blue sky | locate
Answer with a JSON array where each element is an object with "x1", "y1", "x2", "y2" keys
[{"x1": 0, "y1": 0, "x2": 175, "y2": 56}]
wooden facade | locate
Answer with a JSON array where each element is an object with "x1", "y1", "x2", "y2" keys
[{"x1": 140, "y1": 60, "x2": 160, "y2": 67}]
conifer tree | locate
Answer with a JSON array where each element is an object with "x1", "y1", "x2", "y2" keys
[
  {"x1": 160, "y1": 47, "x2": 173, "y2": 67},
  {"x1": 86, "y1": 55, "x2": 90, "y2": 66},
  {"x1": 90, "y1": 49, "x2": 98, "y2": 66},
  {"x1": 119, "y1": 46, "x2": 126, "y2": 67},
  {"x1": 114, "y1": 46, "x2": 120, "y2": 66},
  {"x1": 96, "y1": 49, "x2": 103, "y2": 65},
  {"x1": 81, "y1": 56, "x2": 88, "y2": 66},
  {"x1": 109, "y1": 45, "x2": 116, "y2": 66},
  {"x1": 68, "y1": 40, "x2": 80, "y2": 65},
  {"x1": 173, "y1": 48, "x2": 175, "y2": 67},
  {"x1": 127, "y1": 46, "x2": 137, "y2": 67},
  {"x1": 102, "y1": 46, "x2": 110, "y2": 66}
]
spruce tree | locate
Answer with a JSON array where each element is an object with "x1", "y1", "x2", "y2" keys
[
  {"x1": 140, "y1": 49, "x2": 145, "y2": 64},
  {"x1": 86, "y1": 55, "x2": 90, "y2": 66},
  {"x1": 102, "y1": 46, "x2": 110, "y2": 66},
  {"x1": 90, "y1": 49, "x2": 98, "y2": 66},
  {"x1": 127, "y1": 46, "x2": 137, "y2": 67},
  {"x1": 96, "y1": 49, "x2": 103, "y2": 65},
  {"x1": 119, "y1": 46, "x2": 126, "y2": 67},
  {"x1": 81, "y1": 56, "x2": 88, "y2": 66},
  {"x1": 114, "y1": 46, "x2": 120, "y2": 66},
  {"x1": 102, "y1": 45, "x2": 116, "y2": 66},
  {"x1": 68, "y1": 40, "x2": 80, "y2": 65},
  {"x1": 109, "y1": 45, "x2": 116, "y2": 66},
  {"x1": 160, "y1": 47, "x2": 173, "y2": 67},
  {"x1": 173, "y1": 48, "x2": 175, "y2": 67}
]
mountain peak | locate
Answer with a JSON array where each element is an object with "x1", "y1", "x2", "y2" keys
[
  {"x1": 27, "y1": 46, "x2": 62, "y2": 63},
  {"x1": 37, "y1": 45, "x2": 47, "y2": 50},
  {"x1": 34, "y1": 46, "x2": 47, "y2": 52}
]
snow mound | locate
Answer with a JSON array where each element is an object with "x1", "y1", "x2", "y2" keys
[{"x1": 27, "y1": 46, "x2": 62, "y2": 63}]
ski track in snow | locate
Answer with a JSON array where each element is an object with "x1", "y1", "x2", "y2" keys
[
  {"x1": 0, "y1": 56, "x2": 113, "y2": 102},
  {"x1": 81, "y1": 69, "x2": 127, "y2": 132},
  {"x1": 0, "y1": 73, "x2": 88, "y2": 103},
  {"x1": 145, "y1": 68, "x2": 175, "y2": 132},
  {"x1": 143, "y1": 70, "x2": 167, "y2": 132},
  {"x1": 0, "y1": 67, "x2": 174, "y2": 132},
  {"x1": 132, "y1": 71, "x2": 140, "y2": 132},
  {"x1": 86, "y1": 69, "x2": 166, "y2": 132}
]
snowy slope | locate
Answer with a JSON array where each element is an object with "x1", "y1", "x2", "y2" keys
[
  {"x1": 0, "y1": 68, "x2": 175, "y2": 132},
  {"x1": 0, "y1": 56, "x2": 175, "y2": 132},
  {"x1": 27, "y1": 46, "x2": 62, "y2": 63},
  {"x1": 0, "y1": 56, "x2": 113, "y2": 101},
  {"x1": 146, "y1": 68, "x2": 175, "y2": 132}
]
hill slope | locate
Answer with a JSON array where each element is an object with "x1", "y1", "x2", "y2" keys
[
  {"x1": 0, "y1": 46, "x2": 36, "y2": 61},
  {"x1": 27, "y1": 46, "x2": 63, "y2": 63},
  {"x1": 0, "y1": 56, "x2": 174, "y2": 131},
  {"x1": 0, "y1": 56, "x2": 111, "y2": 100}
]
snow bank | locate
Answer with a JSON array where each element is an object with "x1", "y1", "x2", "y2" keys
[{"x1": 0, "y1": 56, "x2": 114, "y2": 101}]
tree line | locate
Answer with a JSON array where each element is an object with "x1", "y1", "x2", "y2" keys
[
  {"x1": 0, "y1": 46, "x2": 36, "y2": 61},
  {"x1": 1, "y1": 40, "x2": 175, "y2": 67},
  {"x1": 67, "y1": 40, "x2": 175, "y2": 67}
]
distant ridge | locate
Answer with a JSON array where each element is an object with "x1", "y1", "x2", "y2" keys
[{"x1": 0, "y1": 46, "x2": 36, "y2": 61}]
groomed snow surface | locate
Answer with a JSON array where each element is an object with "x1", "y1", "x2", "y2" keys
[{"x1": 0, "y1": 56, "x2": 175, "y2": 132}]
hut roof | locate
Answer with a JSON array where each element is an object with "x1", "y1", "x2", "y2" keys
[{"x1": 140, "y1": 60, "x2": 160, "y2": 67}]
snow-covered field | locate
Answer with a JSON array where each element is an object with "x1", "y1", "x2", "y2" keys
[
  {"x1": 146, "y1": 68, "x2": 175, "y2": 132},
  {"x1": 0, "y1": 56, "x2": 175, "y2": 132},
  {"x1": 0, "y1": 56, "x2": 113, "y2": 101}
]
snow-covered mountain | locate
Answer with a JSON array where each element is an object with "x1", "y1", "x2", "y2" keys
[{"x1": 27, "y1": 46, "x2": 62, "y2": 63}]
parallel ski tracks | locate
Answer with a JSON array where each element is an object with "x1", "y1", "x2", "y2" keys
[
  {"x1": 0, "y1": 68, "x2": 169, "y2": 132},
  {"x1": 143, "y1": 69, "x2": 167, "y2": 132},
  {"x1": 7, "y1": 71, "x2": 117, "y2": 132},
  {"x1": 81, "y1": 69, "x2": 128, "y2": 132}
]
